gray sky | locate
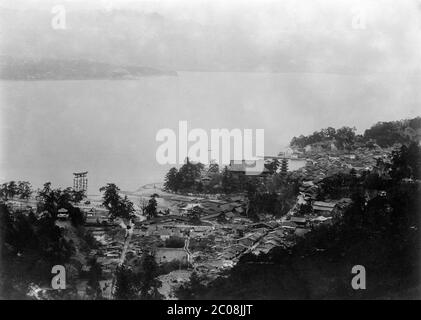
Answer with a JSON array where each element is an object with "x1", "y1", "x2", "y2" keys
[{"x1": 1, "y1": 0, "x2": 420, "y2": 73}]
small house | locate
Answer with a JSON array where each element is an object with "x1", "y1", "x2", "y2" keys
[
  {"x1": 57, "y1": 208, "x2": 69, "y2": 219},
  {"x1": 290, "y1": 216, "x2": 307, "y2": 226},
  {"x1": 312, "y1": 201, "x2": 337, "y2": 216},
  {"x1": 281, "y1": 221, "x2": 297, "y2": 230}
]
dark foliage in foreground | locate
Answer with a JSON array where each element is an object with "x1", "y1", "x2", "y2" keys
[
  {"x1": 0, "y1": 206, "x2": 75, "y2": 299},
  {"x1": 114, "y1": 253, "x2": 164, "y2": 300}
]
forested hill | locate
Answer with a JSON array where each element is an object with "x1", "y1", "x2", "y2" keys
[{"x1": 290, "y1": 117, "x2": 421, "y2": 150}]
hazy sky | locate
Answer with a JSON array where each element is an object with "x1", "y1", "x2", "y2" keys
[
  {"x1": 1, "y1": 0, "x2": 420, "y2": 72},
  {"x1": 0, "y1": 0, "x2": 420, "y2": 191}
]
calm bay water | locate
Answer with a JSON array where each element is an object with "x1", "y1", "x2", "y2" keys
[{"x1": 0, "y1": 72, "x2": 419, "y2": 193}]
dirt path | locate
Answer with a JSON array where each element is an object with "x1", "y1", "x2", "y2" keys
[{"x1": 110, "y1": 222, "x2": 133, "y2": 298}]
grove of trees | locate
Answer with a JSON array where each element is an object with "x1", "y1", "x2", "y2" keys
[
  {"x1": 0, "y1": 181, "x2": 32, "y2": 200},
  {"x1": 290, "y1": 126, "x2": 358, "y2": 150},
  {"x1": 0, "y1": 204, "x2": 76, "y2": 299},
  {"x1": 164, "y1": 158, "x2": 204, "y2": 192},
  {"x1": 36, "y1": 182, "x2": 86, "y2": 226},
  {"x1": 289, "y1": 117, "x2": 421, "y2": 150}
]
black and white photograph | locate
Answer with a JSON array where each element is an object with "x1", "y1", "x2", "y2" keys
[{"x1": 0, "y1": 0, "x2": 420, "y2": 303}]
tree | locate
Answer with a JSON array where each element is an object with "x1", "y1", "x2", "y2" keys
[
  {"x1": 335, "y1": 126, "x2": 356, "y2": 150},
  {"x1": 117, "y1": 195, "x2": 135, "y2": 220},
  {"x1": 164, "y1": 167, "x2": 179, "y2": 191},
  {"x1": 208, "y1": 162, "x2": 220, "y2": 175},
  {"x1": 290, "y1": 134, "x2": 308, "y2": 148},
  {"x1": 7, "y1": 181, "x2": 17, "y2": 199},
  {"x1": 113, "y1": 253, "x2": 163, "y2": 300},
  {"x1": 318, "y1": 172, "x2": 356, "y2": 200},
  {"x1": 404, "y1": 126, "x2": 421, "y2": 144},
  {"x1": 114, "y1": 266, "x2": 138, "y2": 300},
  {"x1": 175, "y1": 271, "x2": 205, "y2": 299},
  {"x1": 177, "y1": 157, "x2": 204, "y2": 190},
  {"x1": 71, "y1": 189, "x2": 85, "y2": 203},
  {"x1": 86, "y1": 257, "x2": 103, "y2": 299},
  {"x1": 37, "y1": 182, "x2": 59, "y2": 216},
  {"x1": 188, "y1": 206, "x2": 203, "y2": 225},
  {"x1": 139, "y1": 198, "x2": 148, "y2": 216},
  {"x1": 221, "y1": 166, "x2": 233, "y2": 193},
  {"x1": 99, "y1": 183, "x2": 121, "y2": 214},
  {"x1": 0, "y1": 183, "x2": 8, "y2": 200},
  {"x1": 17, "y1": 181, "x2": 32, "y2": 200},
  {"x1": 38, "y1": 182, "x2": 52, "y2": 199},
  {"x1": 99, "y1": 183, "x2": 134, "y2": 220},
  {"x1": 69, "y1": 206, "x2": 86, "y2": 227},
  {"x1": 364, "y1": 120, "x2": 410, "y2": 147},
  {"x1": 265, "y1": 159, "x2": 280, "y2": 174},
  {"x1": 389, "y1": 142, "x2": 421, "y2": 180},
  {"x1": 322, "y1": 127, "x2": 337, "y2": 139},
  {"x1": 138, "y1": 252, "x2": 162, "y2": 300},
  {"x1": 57, "y1": 188, "x2": 73, "y2": 209},
  {"x1": 145, "y1": 195, "x2": 158, "y2": 219}
]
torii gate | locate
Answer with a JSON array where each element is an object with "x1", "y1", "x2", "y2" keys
[{"x1": 73, "y1": 171, "x2": 88, "y2": 192}]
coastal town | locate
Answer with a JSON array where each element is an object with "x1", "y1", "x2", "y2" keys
[
  {"x1": 1, "y1": 0, "x2": 421, "y2": 303},
  {"x1": 4, "y1": 119, "x2": 417, "y2": 300}
]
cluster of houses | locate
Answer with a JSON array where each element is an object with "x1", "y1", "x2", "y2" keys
[
  {"x1": 88, "y1": 228, "x2": 126, "y2": 277},
  {"x1": 78, "y1": 148, "x2": 375, "y2": 294},
  {"x1": 252, "y1": 228, "x2": 288, "y2": 255},
  {"x1": 135, "y1": 221, "x2": 214, "y2": 240},
  {"x1": 218, "y1": 225, "x2": 268, "y2": 261},
  {"x1": 133, "y1": 185, "x2": 352, "y2": 276},
  {"x1": 290, "y1": 178, "x2": 353, "y2": 226},
  {"x1": 297, "y1": 146, "x2": 394, "y2": 182},
  {"x1": 177, "y1": 195, "x2": 247, "y2": 218}
]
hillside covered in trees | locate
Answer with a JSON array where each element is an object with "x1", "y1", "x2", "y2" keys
[
  {"x1": 0, "y1": 183, "x2": 96, "y2": 299},
  {"x1": 290, "y1": 117, "x2": 421, "y2": 150}
]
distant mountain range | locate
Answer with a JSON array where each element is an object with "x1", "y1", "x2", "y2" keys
[{"x1": 0, "y1": 56, "x2": 177, "y2": 80}]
